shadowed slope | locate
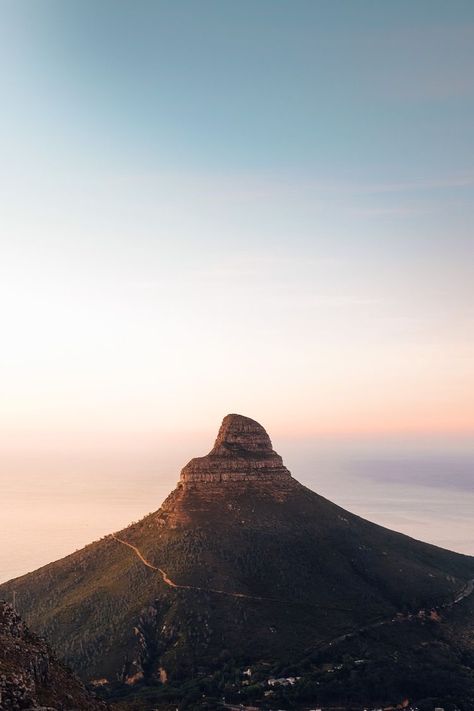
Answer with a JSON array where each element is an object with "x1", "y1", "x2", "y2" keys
[{"x1": 0, "y1": 601, "x2": 104, "y2": 710}]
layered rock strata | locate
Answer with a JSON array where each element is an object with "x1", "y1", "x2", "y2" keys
[{"x1": 180, "y1": 414, "x2": 292, "y2": 483}]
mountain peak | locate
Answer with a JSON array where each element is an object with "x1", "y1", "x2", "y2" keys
[
  {"x1": 3, "y1": 415, "x2": 474, "y2": 710},
  {"x1": 180, "y1": 414, "x2": 292, "y2": 483},
  {"x1": 211, "y1": 413, "x2": 273, "y2": 454}
]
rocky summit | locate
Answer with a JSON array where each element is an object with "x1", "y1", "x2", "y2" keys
[
  {"x1": 180, "y1": 413, "x2": 292, "y2": 482},
  {"x1": 1, "y1": 415, "x2": 474, "y2": 711}
]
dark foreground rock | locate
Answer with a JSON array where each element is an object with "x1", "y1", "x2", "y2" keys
[{"x1": 0, "y1": 601, "x2": 104, "y2": 711}]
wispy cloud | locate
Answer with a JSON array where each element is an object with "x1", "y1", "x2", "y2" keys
[
  {"x1": 106, "y1": 169, "x2": 474, "y2": 205},
  {"x1": 346, "y1": 175, "x2": 474, "y2": 194}
]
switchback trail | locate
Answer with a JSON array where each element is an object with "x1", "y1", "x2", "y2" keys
[
  {"x1": 111, "y1": 534, "x2": 352, "y2": 612},
  {"x1": 451, "y1": 577, "x2": 474, "y2": 605},
  {"x1": 306, "y1": 577, "x2": 474, "y2": 656},
  {"x1": 111, "y1": 534, "x2": 287, "y2": 604},
  {"x1": 111, "y1": 534, "x2": 474, "y2": 627}
]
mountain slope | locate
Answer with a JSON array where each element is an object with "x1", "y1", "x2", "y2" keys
[
  {"x1": 1, "y1": 415, "x2": 473, "y2": 709},
  {"x1": 0, "y1": 600, "x2": 104, "y2": 711}
]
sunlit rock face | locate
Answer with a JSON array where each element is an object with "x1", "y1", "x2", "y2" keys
[{"x1": 180, "y1": 414, "x2": 292, "y2": 483}]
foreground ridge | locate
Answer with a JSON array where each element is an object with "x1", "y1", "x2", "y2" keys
[{"x1": 0, "y1": 601, "x2": 103, "y2": 710}]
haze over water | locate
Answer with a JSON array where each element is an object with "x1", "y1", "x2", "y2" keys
[
  {"x1": 1, "y1": 0, "x2": 473, "y2": 589},
  {"x1": 1, "y1": 431, "x2": 473, "y2": 585}
]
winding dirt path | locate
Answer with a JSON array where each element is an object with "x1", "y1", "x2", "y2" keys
[
  {"x1": 111, "y1": 533, "x2": 474, "y2": 645},
  {"x1": 111, "y1": 534, "x2": 284, "y2": 603},
  {"x1": 111, "y1": 535, "x2": 182, "y2": 588},
  {"x1": 451, "y1": 578, "x2": 474, "y2": 606},
  {"x1": 307, "y1": 576, "x2": 474, "y2": 655}
]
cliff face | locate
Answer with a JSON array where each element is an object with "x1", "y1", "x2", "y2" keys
[
  {"x1": 0, "y1": 601, "x2": 103, "y2": 711},
  {"x1": 180, "y1": 414, "x2": 292, "y2": 483}
]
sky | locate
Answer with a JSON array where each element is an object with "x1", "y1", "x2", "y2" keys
[{"x1": 0, "y1": 1, "x2": 473, "y2": 577}]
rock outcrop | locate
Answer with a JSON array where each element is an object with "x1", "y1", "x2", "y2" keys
[
  {"x1": 0, "y1": 601, "x2": 104, "y2": 711},
  {"x1": 180, "y1": 414, "x2": 292, "y2": 482}
]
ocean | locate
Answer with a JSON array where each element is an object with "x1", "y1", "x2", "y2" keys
[{"x1": 1, "y1": 435, "x2": 473, "y2": 585}]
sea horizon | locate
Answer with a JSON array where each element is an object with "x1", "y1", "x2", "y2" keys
[{"x1": 2, "y1": 431, "x2": 472, "y2": 585}]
